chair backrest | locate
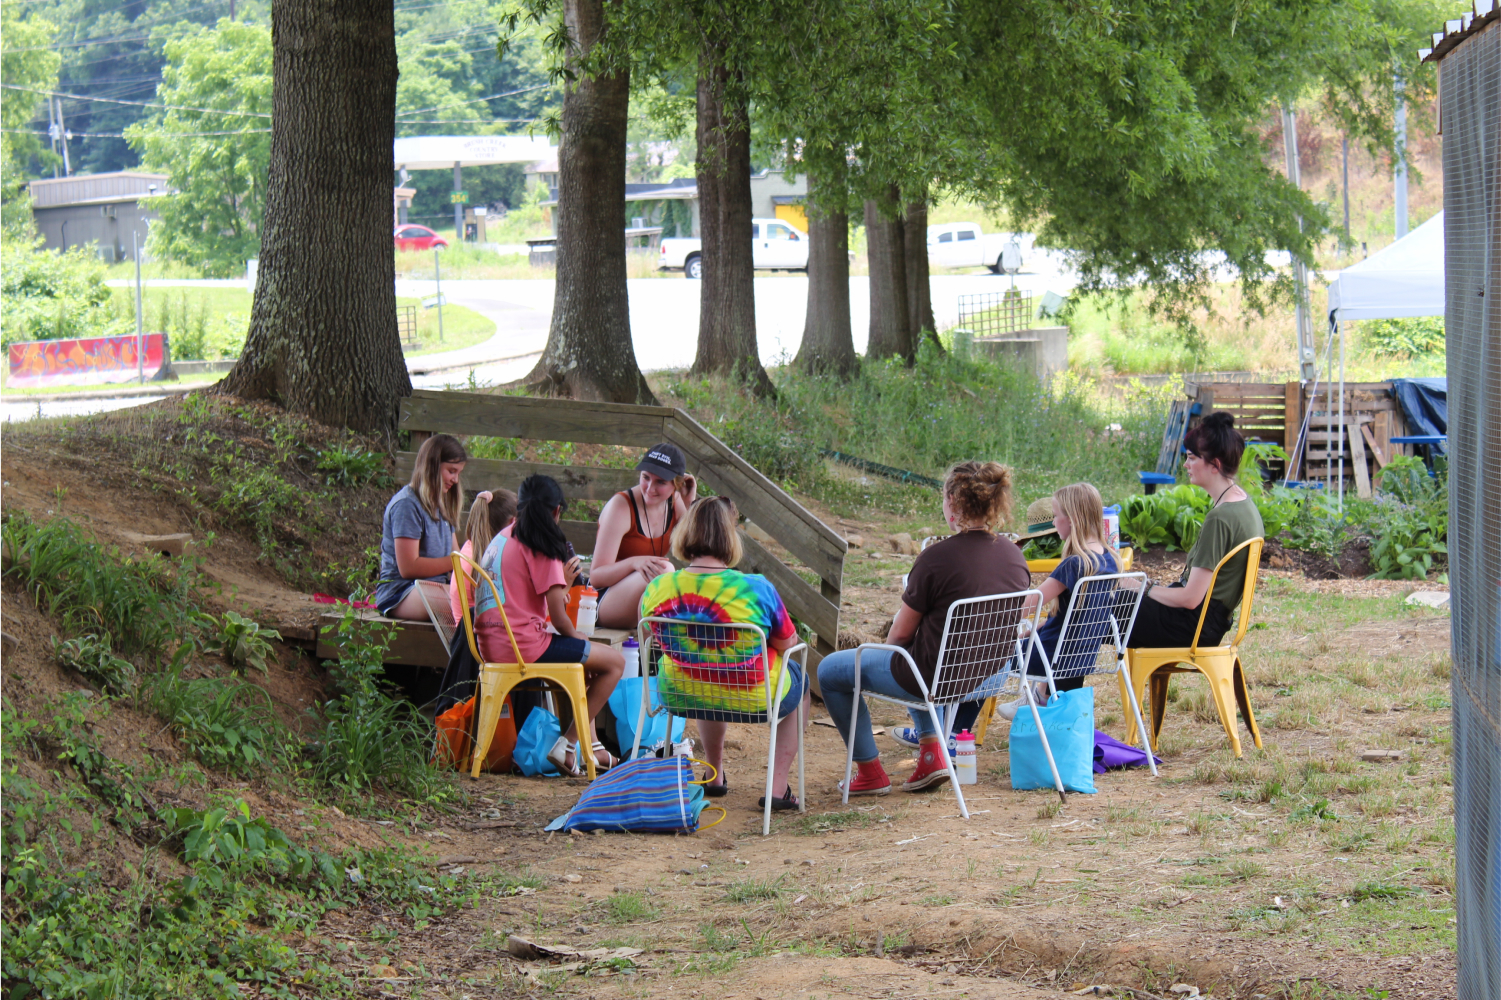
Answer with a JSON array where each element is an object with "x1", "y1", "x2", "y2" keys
[
  {"x1": 928, "y1": 589, "x2": 1043, "y2": 705},
  {"x1": 1191, "y1": 536, "x2": 1265, "y2": 652},
  {"x1": 1049, "y1": 572, "x2": 1148, "y2": 679},
  {"x1": 451, "y1": 551, "x2": 528, "y2": 667},
  {"x1": 639, "y1": 616, "x2": 778, "y2": 723}
]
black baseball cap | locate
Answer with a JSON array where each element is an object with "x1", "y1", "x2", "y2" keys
[{"x1": 636, "y1": 442, "x2": 687, "y2": 480}]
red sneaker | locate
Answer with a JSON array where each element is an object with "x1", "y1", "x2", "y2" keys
[
  {"x1": 902, "y1": 740, "x2": 952, "y2": 792},
  {"x1": 839, "y1": 760, "x2": 892, "y2": 797}
]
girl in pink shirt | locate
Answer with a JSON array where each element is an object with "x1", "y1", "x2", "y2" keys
[
  {"x1": 474, "y1": 475, "x2": 624, "y2": 775},
  {"x1": 450, "y1": 488, "x2": 517, "y2": 626}
]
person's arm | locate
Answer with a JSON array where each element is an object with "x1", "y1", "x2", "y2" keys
[
  {"x1": 1022, "y1": 576, "x2": 1067, "y2": 616},
  {"x1": 1146, "y1": 567, "x2": 1214, "y2": 609},
  {"x1": 393, "y1": 536, "x2": 452, "y2": 580},
  {"x1": 545, "y1": 585, "x2": 583, "y2": 639},
  {"x1": 886, "y1": 602, "x2": 923, "y2": 647},
  {"x1": 678, "y1": 474, "x2": 698, "y2": 507}
]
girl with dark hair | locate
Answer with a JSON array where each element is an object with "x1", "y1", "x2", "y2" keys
[
  {"x1": 473, "y1": 474, "x2": 624, "y2": 775},
  {"x1": 1126, "y1": 412, "x2": 1263, "y2": 648},
  {"x1": 818, "y1": 461, "x2": 1030, "y2": 796},
  {"x1": 377, "y1": 434, "x2": 490, "y2": 620},
  {"x1": 592, "y1": 442, "x2": 699, "y2": 630}
]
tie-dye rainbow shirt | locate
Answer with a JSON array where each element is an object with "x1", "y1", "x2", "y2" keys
[{"x1": 639, "y1": 569, "x2": 797, "y2": 717}]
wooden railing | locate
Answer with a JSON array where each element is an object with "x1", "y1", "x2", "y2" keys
[{"x1": 397, "y1": 390, "x2": 846, "y2": 663}]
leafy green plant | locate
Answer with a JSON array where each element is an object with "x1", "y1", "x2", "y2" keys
[
  {"x1": 1279, "y1": 491, "x2": 1352, "y2": 562},
  {"x1": 161, "y1": 800, "x2": 314, "y2": 876},
  {"x1": 316, "y1": 445, "x2": 389, "y2": 487},
  {"x1": 1368, "y1": 456, "x2": 1447, "y2": 580},
  {"x1": 50, "y1": 633, "x2": 137, "y2": 696},
  {"x1": 1121, "y1": 485, "x2": 1210, "y2": 551},
  {"x1": 47, "y1": 694, "x2": 159, "y2": 837},
  {"x1": 205, "y1": 610, "x2": 281, "y2": 673},
  {"x1": 147, "y1": 663, "x2": 280, "y2": 776},
  {"x1": 1362, "y1": 317, "x2": 1444, "y2": 358}
]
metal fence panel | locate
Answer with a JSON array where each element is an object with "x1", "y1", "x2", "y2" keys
[{"x1": 1437, "y1": 19, "x2": 1501, "y2": 999}]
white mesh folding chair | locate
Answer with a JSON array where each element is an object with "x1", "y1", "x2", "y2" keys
[
  {"x1": 413, "y1": 579, "x2": 458, "y2": 655},
  {"x1": 632, "y1": 617, "x2": 809, "y2": 836},
  {"x1": 840, "y1": 589, "x2": 1063, "y2": 816},
  {"x1": 1032, "y1": 572, "x2": 1156, "y2": 777}
]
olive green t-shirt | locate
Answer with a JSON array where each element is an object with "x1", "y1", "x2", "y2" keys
[{"x1": 1181, "y1": 498, "x2": 1263, "y2": 611}]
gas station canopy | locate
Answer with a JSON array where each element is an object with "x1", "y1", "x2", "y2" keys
[{"x1": 393, "y1": 135, "x2": 556, "y2": 171}]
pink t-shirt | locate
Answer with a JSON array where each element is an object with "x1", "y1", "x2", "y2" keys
[
  {"x1": 477, "y1": 525, "x2": 566, "y2": 663},
  {"x1": 448, "y1": 539, "x2": 474, "y2": 626}
]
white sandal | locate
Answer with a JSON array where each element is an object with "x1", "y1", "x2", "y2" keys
[
  {"x1": 546, "y1": 736, "x2": 581, "y2": 776},
  {"x1": 591, "y1": 741, "x2": 618, "y2": 772}
]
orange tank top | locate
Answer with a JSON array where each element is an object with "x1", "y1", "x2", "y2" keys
[{"x1": 614, "y1": 489, "x2": 678, "y2": 560}]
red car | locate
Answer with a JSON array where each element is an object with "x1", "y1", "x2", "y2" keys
[{"x1": 394, "y1": 225, "x2": 448, "y2": 252}]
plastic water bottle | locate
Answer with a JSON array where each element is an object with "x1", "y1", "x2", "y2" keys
[
  {"x1": 1102, "y1": 504, "x2": 1121, "y2": 550},
  {"x1": 621, "y1": 637, "x2": 640, "y2": 679},
  {"x1": 954, "y1": 729, "x2": 977, "y2": 785},
  {"x1": 575, "y1": 587, "x2": 598, "y2": 636}
]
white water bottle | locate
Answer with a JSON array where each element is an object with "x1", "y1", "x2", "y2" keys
[
  {"x1": 955, "y1": 729, "x2": 977, "y2": 785},
  {"x1": 576, "y1": 591, "x2": 598, "y2": 636},
  {"x1": 621, "y1": 637, "x2": 640, "y2": 679}
]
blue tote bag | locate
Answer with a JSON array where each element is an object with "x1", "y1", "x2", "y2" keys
[
  {"x1": 1009, "y1": 686, "x2": 1097, "y2": 794},
  {"x1": 608, "y1": 677, "x2": 686, "y2": 758},
  {"x1": 545, "y1": 755, "x2": 724, "y2": 833},
  {"x1": 512, "y1": 706, "x2": 562, "y2": 777}
]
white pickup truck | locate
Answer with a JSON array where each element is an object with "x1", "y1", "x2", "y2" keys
[
  {"x1": 658, "y1": 217, "x2": 809, "y2": 278},
  {"x1": 927, "y1": 222, "x2": 1035, "y2": 273}
]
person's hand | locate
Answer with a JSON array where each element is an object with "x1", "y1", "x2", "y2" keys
[
  {"x1": 1017, "y1": 618, "x2": 1035, "y2": 637},
  {"x1": 564, "y1": 555, "x2": 583, "y2": 587},
  {"x1": 681, "y1": 474, "x2": 697, "y2": 504},
  {"x1": 636, "y1": 556, "x2": 673, "y2": 580}
]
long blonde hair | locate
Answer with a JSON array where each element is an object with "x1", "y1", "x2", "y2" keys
[
  {"x1": 464, "y1": 488, "x2": 517, "y2": 554},
  {"x1": 1053, "y1": 483, "x2": 1116, "y2": 575},
  {"x1": 410, "y1": 433, "x2": 467, "y2": 528}
]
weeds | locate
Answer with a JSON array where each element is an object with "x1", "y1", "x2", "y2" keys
[
  {"x1": 607, "y1": 891, "x2": 656, "y2": 923},
  {"x1": 722, "y1": 874, "x2": 785, "y2": 902},
  {"x1": 51, "y1": 633, "x2": 138, "y2": 696},
  {"x1": 205, "y1": 610, "x2": 281, "y2": 673}
]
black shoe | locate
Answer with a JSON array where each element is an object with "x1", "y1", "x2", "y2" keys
[
  {"x1": 758, "y1": 785, "x2": 799, "y2": 811},
  {"x1": 704, "y1": 770, "x2": 728, "y2": 798}
]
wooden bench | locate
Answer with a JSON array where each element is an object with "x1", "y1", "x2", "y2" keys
[{"x1": 314, "y1": 610, "x2": 631, "y2": 671}]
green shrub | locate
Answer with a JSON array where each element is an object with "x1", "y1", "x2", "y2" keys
[
  {"x1": 205, "y1": 611, "x2": 281, "y2": 673},
  {"x1": 315, "y1": 444, "x2": 390, "y2": 487},
  {"x1": 1367, "y1": 455, "x2": 1448, "y2": 580},
  {"x1": 0, "y1": 235, "x2": 133, "y2": 347},
  {"x1": 147, "y1": 661, "x2": 281, "y2": 776},
  {"x1": 1362, "y1": 317, "x2": 1444, "y2": 358},
  {"x1": 50, "y1": 633, "x2": 138, "y2": 696}
]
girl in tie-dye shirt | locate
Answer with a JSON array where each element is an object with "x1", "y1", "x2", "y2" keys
[{"x1": 639, "y1": 496, "x2": 810, "y2": 811}]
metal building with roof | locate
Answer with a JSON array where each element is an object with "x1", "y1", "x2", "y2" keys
[{"x1": 27, "y1": 171, "x2": 170, "y2": 262}]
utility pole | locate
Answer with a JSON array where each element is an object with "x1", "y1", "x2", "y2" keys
[
  {"x1": 452, "y1": 161, "x2": 463, "y2": 243},
  {"x1": 54, "y1": 95, "x2": 71, "y2": 177},
  {"x1": 1393, "y1": 71, "x2": 1409, "y2": 240},
  {"x1": 1281, "y1": 104, "x2": 1318, "y2": 382},
  {"x1": 46, "y1": 95, "x2": 58, "y2": 178},
  {"x1": 1342, "y1": 135, "x2": 1351, "y2": 249}
]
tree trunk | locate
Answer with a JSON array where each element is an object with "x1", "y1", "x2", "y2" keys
[
  {"x1": 218, "y1": 0, "x2": 409, "y2": 435},
  {"x1": 692, "y1": 39, "x2": 773, "y2": 395},
  {"x1": 864, "y1": 186, "x2": 912, "y2": 362},
  {"x1": 904, "y1": 200, "x2": 942, "y2": 355},
  {"x1": 795, "y1": 167, "x2": 855, "y2": 377},
  {"x1": 520, "y1": 0, "x2": 653, "y2": 403}
]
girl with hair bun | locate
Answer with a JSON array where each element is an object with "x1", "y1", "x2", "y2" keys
[
  {"x1": 817, "y1": 461, "x2": 1030, "y2": 797},
  {"x1": 449, "y1": 489, "x2": 517, "y2": 626},
  {"x1": 1126, "y1": 411, "x2": 1263, "y2": 648},
  {"x1": 473, "y1": 474, "x2": 624, "y2": 775}
]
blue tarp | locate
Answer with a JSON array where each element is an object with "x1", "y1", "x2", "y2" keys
[{"x1": 1390, "y1": 378, "x2": 1447, "y2": 455}]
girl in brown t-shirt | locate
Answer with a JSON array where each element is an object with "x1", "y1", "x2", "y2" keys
[{"x1": 817, "y1": 462, "x2": 1029, "y2": 796}]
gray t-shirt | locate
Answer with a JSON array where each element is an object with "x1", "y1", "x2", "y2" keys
[{"x1": 375, "y1": 485, "x2": 454, "y2": 614}]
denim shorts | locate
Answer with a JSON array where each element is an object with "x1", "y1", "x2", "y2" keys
[{"x1": 535, "y1": 633, "x2": 592, "y2": 664}]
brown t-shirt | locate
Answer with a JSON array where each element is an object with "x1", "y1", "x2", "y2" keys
[{"x1": 892, "y1": 531, "x2": 1031, "y2": 698}]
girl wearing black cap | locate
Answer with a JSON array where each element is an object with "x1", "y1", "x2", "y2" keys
[{"x1": 592, "y1": 442, "x2": 699, "y2": 629}]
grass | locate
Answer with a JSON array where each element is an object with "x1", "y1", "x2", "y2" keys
[{"x1": 721, "y1": 875, "x2": 786, "y2": 902}]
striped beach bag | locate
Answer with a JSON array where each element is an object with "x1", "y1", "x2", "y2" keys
[{"x1": 546, "y1": 756, "x2": 725, "y2": 834}]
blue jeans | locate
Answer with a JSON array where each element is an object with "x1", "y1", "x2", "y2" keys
[{"x1": 818, "y1": 648, "x2": 938, "y2": 763}]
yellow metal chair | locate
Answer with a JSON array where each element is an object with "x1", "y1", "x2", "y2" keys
[
  {"x1": 452, "y1": 552, "x2": 596, "y2": 781},
  {"x1": 1121, "y1": 537, "x2": 1265, "y2": 758}
]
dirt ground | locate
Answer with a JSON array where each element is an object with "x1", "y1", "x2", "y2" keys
[{"x1": 1, "y1": 403, "x2": 1458, "y2": 1000}]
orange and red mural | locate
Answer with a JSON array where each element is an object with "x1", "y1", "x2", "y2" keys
[{"x1": 7, "y1": 333, "x2": 167, "y2": 388}]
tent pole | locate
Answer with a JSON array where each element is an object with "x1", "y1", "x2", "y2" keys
[{"x1": 1338, "y1": 322, "x2": 1346, "y2": 511}]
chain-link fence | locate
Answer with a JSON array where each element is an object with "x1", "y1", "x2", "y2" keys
[{"x1": 1433, "y1": 18, "x2": 1501, "y2": 1000}]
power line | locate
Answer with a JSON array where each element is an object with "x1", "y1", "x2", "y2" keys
[
  {"x1": 4, "y1": 126, "x2": 269, "y2": 138},
  {"x1": 1, "y1": 83, "x2": 269, "y2": 118},
  {"x1": 396, "y1": 83, "x2": 552, "y2": 116}
]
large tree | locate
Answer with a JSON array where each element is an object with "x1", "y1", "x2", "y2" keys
[
  {"x1": 517, "y1": 0, "x2": 654, "y2": 403},
  {"x1": 863, "y1": 186, "x2": 912, "y2": 362},
  {"x1": 217, "y1": 0, "x2": 410, "y2": 435},
  {"x1": 792, "y1": 157, "x2": 855, "y2": 376}
]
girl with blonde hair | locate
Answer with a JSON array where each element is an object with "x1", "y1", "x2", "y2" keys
[
  {"x1": 449, "y1": 489, "x2": 517, "y2": 625},
  {"x1": 998, "y1": 482, "x2": 1121, "y2": 718}
]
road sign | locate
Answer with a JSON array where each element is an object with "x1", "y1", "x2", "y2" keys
[{"x1": 450, "y1": 190, "x2": 469, "y2": 204}]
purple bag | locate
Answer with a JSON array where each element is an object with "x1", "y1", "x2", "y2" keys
[{"x1": 1093, "y1": 730, "x2": 1160, "y2": 774}]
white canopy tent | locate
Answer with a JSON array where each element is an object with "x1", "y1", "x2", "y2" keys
[{"x1": 1308, "y1": 210, "x2": 1445, "y2": 501}]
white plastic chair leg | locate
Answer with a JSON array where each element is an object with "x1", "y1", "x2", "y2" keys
[
  {"x1": 763, "y1": 708, "x2": 778, "y2": 838},
  {"x1": 840, "y1": 649, "x2": 864, "y2": 806},
  {"x1": 1119, "y1": 662, "x2": 1158, "y2": 778},
  {"x1": 1024, "y1": 683, "x2": 1068, "y2": 803},
  {"x1": 926, "y1": 700, "x2": 969, "y2": 819},
  {"x1": 630, "y1": 673, "x2": 651, "y2": 761}
]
